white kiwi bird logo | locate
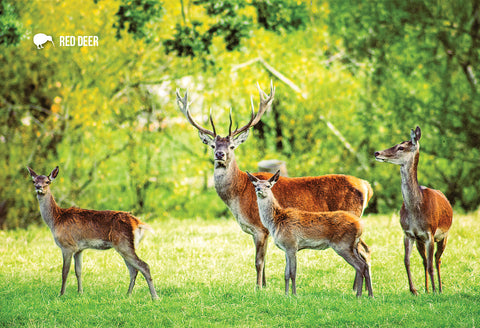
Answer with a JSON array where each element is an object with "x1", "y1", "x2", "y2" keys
[{"x1": 33, "y1": 33, "x2": 54, "y2": 49}]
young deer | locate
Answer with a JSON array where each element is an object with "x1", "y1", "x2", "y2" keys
[
  {"x1": 247, "y1": 171, "x2": 373, "y2": 297},
  {"x1": 27, "y1": 166, "x2": 159, "y2": 300},
  {"x1": 374, "y1": 126, "x2": 453, "y2": 295},
  {"x1": 176, "y1": 82, "x2": 373, "y2": 289}
]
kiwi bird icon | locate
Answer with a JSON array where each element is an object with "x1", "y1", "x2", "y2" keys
[{"x1": 33, "y1": 33, "x2": 55, "y2": 49}]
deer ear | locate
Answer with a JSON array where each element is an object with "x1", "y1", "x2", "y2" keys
[
  {"x1": 269, "y1": 170, "x2": 281, "y2": 185},
  {"x1": 415, "y1": 126, "x2": 421, "y2": 141},
  {"x1": 198, "y1": 131, "x2": 215, "y2": 147},
  {"x1": 49, "y1": 166, "x2": 59, "y2": 181},
  {"x1": 27, "y1": 166, "x2": 37, "y2": 179},
  {"x1": 232, "y1": 129, "x2": 250, "y2": 148},
  {"x1": 411, "y1": 126, "x2": 421, "y2": 146},
  {"x1": 246, "y1": 171, "x2": 258, "y2": 184}
]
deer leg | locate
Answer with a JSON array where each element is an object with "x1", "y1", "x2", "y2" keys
[
  {"x1": 354, "y1": 244, "x2": 374, "y2": 297},
  {"x1": 124, "y1": 260, "x2": 139, "y2": 295},
  {"x1": 403, "y1": 236, "x2": 418, "y2": 295},
  {"x1": 353, "y1": 239, "x2": 371, "y2": 292},
  {"x1": 73, "y1": 251, "x2": 83, "y2": 294},
  {"x1": 336, "y1": 247, "x2": 366, "y2": 297},
  {"x1": 116, "y1": 245, "x2": 159, "y2": 300},
  {"x1": 363, "y1": 262, "x2": 374, "y2": 297},
  {"x1": 284, "y1": 252, "x2": 290, "y2": 295},
  {"x1": 60, "y1": 249, "x2": 74, "y2": 296},
  {"x1": 426, "y1": 237, "x2": 436, "y2": 293},
  {"x1": 284, "y1": 249, "x2": 297, "y2": 296},
  {"x1": 415, "y1": 241, "x2": 428, "y2": 292},
  {"x1": 253, "y1": 232, "x2": 269, "y2": 289},
  {"x1": 289, "y1": 250, "x2": 297, "y2": 296},
  {"x1": 353, "y1": 273, "x2": 359, "y2": 292},
  {"x1": 435, "y1": 237, "x2": 448, "y2": 293}
]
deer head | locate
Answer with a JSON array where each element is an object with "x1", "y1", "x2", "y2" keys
[
  {"x1": 176, "y1": 82, "x2": 275, "y2": 168},
  {"x1": 374, "y1": 126, "x2": 421, "y2": 165},
  {"x1": 247, "y1": 170, "x2": 280, "y2": 199},
  {"x1": 27, "y1": 166, "x2": 59, "y2": 195}
]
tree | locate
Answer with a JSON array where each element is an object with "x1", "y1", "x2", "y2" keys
[
  {"x1": 0, "y1": 1, "x2": 23, "y2": 46},
  {"x1": 327, "y1": 0, "x2": 480, "y2": 211}
]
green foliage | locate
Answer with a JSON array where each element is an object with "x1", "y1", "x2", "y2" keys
[
  {"x1": 164, "y1": 21, "x2": 213, "y2": 57},
  {"x1": 0, "y1": 1, "x2": 24, "y2": 46},
  {"x1": 252, "y1": 0, "x2": 309, "y2": 32},
  {"x1": 1, "y1": 1, "x2": 480, "y2": 228},
  {"x1": 165, "y1": 0, "x2": 252, "y2": 59},
  {"x1": 113, "y1": 0, "x2": 164, "y2": 40},
  {"x1": 326, "y1": 0, "x2": 480, "y2": 212},
  {"x1": 1, "y1": 214, "x2": 480, "y2": 326},
  {"x1": 194, "y1": 0, "x2": 252, "y2": 51}
]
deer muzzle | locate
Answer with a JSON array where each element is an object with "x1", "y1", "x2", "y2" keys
[
  {"x1": 215, "y1": 151, "x2": 226, "y2": 161},
  {"x1": 374, "y1": 151, "x2": 386, "y2": 162}
]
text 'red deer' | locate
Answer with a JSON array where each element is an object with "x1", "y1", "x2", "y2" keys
[
  {"x1": 375, "y1": 126, "x2": 453, "y2": 295},
  {"x1": 176, "y1": 82, "x2": 374, "y2": 288},
  {"x1": 247, "y1": 171, "x2": 373, "y2": 297},
  {"x1": 27, "y1": 166, "x2": 159, "y2": 300}
]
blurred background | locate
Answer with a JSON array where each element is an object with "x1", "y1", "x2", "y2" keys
[{"x1": 1, "y1": 0, "x2": 479, "y2": 229}]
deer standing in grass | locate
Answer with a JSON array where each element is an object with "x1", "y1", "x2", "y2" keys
[
  {"x1": 176, "y1": 82, "x2": 373, "y2": 289},
  {"x1": 247, "y1": 171, "x2": 373, "y2": 297},
  {"x1": 374, "y1": 126, "x2": 453, "y2": 295},
  {"x1": 27, "y1": 166, "x2": 159, "y2": 300}
]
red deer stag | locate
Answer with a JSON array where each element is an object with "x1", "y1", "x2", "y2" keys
[
  {"x1": 27, "y1": 166, "x2": 159, "y2": 300},
  {"x1": 247, "y1": 171, "x2": 373, "y2": 297},
  {"x1": 176, "y1": 82, "x2": 373, "y2": 288},
  {"x1": 374, "y1": 126, "x2": 453, "y2": 295}
]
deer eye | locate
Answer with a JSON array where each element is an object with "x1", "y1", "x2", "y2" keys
[
  {"x1": 46, "y1": 181, "x2": 51, "y2": 184},
  {"x1": 230, "y1": 146, "x2": 235, "y2": 149},
  {"x1": 210, "y1": 145, "x2": 215, "y2": 149},
  {"x1": 398, "y1": 146, "x2": 404, "y2": 151}
]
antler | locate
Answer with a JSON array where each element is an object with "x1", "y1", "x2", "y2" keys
[
  {"x1": 176, "y1": 89, "x2": 216, "y2": 137},
  {"x1": 230, "y1": 81, "x2": 275, "y2": 137}
]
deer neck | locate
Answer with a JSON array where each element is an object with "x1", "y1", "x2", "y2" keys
[
  {"x1": 399, "y1": 151, "x2": 422, "y2": 210},
  {"x1": 256, "y1": 192, "x2": 279, "y2": 233},
  {"x1": 36, "y1": 190, "x2": 59, "y2": 231},
  {"x1": 213, "y1": 156, "x2": 245, "y2": 206}
]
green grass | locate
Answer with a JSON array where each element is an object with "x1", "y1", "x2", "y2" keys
[{"x1": 1, "y1": 213, "x2": 479, "y2": 327}]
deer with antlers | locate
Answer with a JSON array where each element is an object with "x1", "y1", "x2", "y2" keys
[
  {"x1": 176, "y1": 82, "x2": 373, "y2": 289},
  {"x1": 375, "y1": 126, "x2": 453, "y2": 295}
]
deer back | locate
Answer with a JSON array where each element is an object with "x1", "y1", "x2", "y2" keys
[
  {"x1": 256, "y1": 172, "x2": 370, "y2": 216},
  {"x1": 235, "y1": 171, "x2": 371, "y2": 234},
  {"x1": 53, "y1": 207, "x2": 142, "y2": 248},
  {"x1": 277, "y1": 208, "x2": 362, "y2": 239}
]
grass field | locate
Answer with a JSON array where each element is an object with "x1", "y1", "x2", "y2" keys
[{"x1": 1, "y1": 213, "x2": 479, "y2": 327}]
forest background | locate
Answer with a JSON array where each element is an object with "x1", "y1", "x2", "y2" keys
[{"x1": 1, "y1": 0, "x2": 479, "y2": 229}]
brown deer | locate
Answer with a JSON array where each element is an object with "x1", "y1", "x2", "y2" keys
[
  {"x1": 176, "y1": 82, "x2": 373, "y2": 289},
  {"x1": 374, "y1": 126, "x2": 453, "y2": 295},
  {"x1": 27, "y1": 166, "x2": 159, "y2": 300},
  {"x1": 247, "y1": 171, "x2": 373, "y2": 297}
]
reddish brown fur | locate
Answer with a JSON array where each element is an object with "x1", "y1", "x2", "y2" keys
[
  {"x1": 400, "y1": 188, "x2": 453, "y2": 242},
  {"x1": 375, "y1": 126, "x2": 453, "y2": 294},
  {"x1": 219, "y1": 162, "x2": 372, "y2": 237},
  {"x1": 177, "y1": 84, "x2": 373, "y2": 288},
  {"x1": 273, "y1": 208, "x2": 362, "y2": 246},
  {"x1": 219, "y1": 164, "x2": 373, "y2": 288},
  {"x1": 27, "y1": 166, "x2": 158, "y2": 300},
  {"x1": 52, "y1": 205, "x2": 140, "y2": 248},
  {"x1": 247, "y1": 172, "x2": 373, "y2": 296},
  {"x1": 252, "y1": 172, "x2": 370, "y2": 218}
]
